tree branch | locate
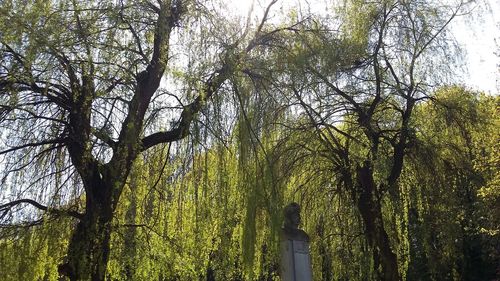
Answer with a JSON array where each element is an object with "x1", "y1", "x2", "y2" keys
[
  {"x1": 0, "y1": 199, "x2": 83, "y2": 220},
  {"x1": 0, "y1": 138, "x2": 67, "y2": 156},
  {"x1": 141, "y1": 64, "x2": 231, "y2": 150}
]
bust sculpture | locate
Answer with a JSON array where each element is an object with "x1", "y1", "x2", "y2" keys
[{"x1": 280, "y1": 202, "x2": 312, "y2": 281}]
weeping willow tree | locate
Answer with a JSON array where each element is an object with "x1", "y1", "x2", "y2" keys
[
  {"x1": 254, "y1": 0, "x2": 484, "y2": 280},
  {"x1": 403, "y1": 87, "x2": 499, "y2": 280},
  {"x1": 1, "y1": 0, "x2": 499, "y2": 281},
  {"x1": 0, "y1": 0, "x2": 298, "y2": 279}
]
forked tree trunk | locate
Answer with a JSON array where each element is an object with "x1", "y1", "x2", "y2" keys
[{"x1": 356, "y1": 163, "x2": 400, "y2": 281}]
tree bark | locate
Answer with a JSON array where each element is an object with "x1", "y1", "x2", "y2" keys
[
  {"x1": 60, "y1": 197, "x2": 114, "y2": 281},
  {"x1": 356, "y1": 163, "x2": 400, "y2": 281},
  {"x1": 52, "y1": 0, "x2": 266, "y2": 278},
  {"x1": 57, "y1": 3, "x2": 184, "y2": 280}
]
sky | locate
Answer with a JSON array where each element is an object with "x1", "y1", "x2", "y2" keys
[
  {"x1": 226, "y1": 0, "x2": 500, "y2": 94},
  {"x1": 453, "y1": 0, "x2": 499, "y2": 94}
]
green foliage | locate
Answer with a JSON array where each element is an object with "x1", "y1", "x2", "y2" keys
[
  {"x1": 1, "y1": 87, "x2": 497, "y2": 280},
  {"x1": 1, "y1": 0, "x2": 498, "y2": 281},
  {"x1": 0, "y1": 217, "x2": 73, "y2": 281},
  {"x1": 337, "y1": 0, "x2": 376, "y2": 57},
  {"x1": 404, "y1": 87, "x2": 499, "y2": 280}
]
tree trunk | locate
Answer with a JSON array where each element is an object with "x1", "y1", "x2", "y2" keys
[
  {"x1": 316, "y1": 216, "x2": 332, "y2": 281},
  {"x1": 356, "y1": 163, "x2": 400, "y2": 281},
  {"x1": 60, "y1": 190, "x2": 114, "y2": 281}
]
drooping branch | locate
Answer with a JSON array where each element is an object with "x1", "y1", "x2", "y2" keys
[
  {"x1": 0, "y1": 76, "x2": 71, "y2": 111},
  {"x1": 307, "y1": 67, "x2": 363, "y2": 115},
  {"x1": 0, "y1": 199, "x2": 83, "y2": 220},
  {"x1": 141, "y1": 0, "x2": 285, "y2": 152},
  {"x1": 141, "y1": 64, "x2": 231, "y2": 150},
  {"x1": 0, "y1": 138, "x2": 67, "y2": 156}
]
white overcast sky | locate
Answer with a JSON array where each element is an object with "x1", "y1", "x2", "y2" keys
[
  {"x1": 454, "y1": 0, "x2": 499, "y2": 94},
  {"x1": 227, "y1": 0, "x2": 500, "y2": 94}
]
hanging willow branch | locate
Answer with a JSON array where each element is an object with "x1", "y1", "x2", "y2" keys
[{"x1": 0, "y1": 199, "x2": 83, "y2": 220}]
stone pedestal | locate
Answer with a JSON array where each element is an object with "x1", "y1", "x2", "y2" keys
[
  {"x1": 280, "y1": 238, "x2": 313, "y2": 281},
  {"x1": 280, "y1": 202, "x2": 312, "y2": 281}
]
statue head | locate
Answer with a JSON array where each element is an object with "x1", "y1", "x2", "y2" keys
[{"x1": 283, "y1": 202, "x2": 301, "y2": 230}]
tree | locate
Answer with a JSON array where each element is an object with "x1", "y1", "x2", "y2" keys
[
  {"x1": 2, "y1": 1, "x2": 497, "y2": 280},
  {"x1": 0, "y1": 0, "x2": 282, "y2": 279},
  {"x1": 270, "y1": 0, "x2": 470, "y2": 279},
  {"x1": 406, "y1": 87, "x2": 499, "y2": 280}
]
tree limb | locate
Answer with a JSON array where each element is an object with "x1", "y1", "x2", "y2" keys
[
  {"x1": 0, "y1": 199, "x2": 83, "y2": 220},
  {"x1": 141, "y1": 64, "x2": 231, "y2": 150},
  {"x1": 0, "y1": 138, "x2": 67, "y2": 156}
]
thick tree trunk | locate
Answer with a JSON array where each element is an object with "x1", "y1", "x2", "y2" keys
[
  {"x1": 356, "y1": 163, "x2": 400, "y2": 281},
  {"x1": 59, "y1": 180, "x2": 115, "y2": 281},
  {"x1": 62, "y1": 204, "x2": 113, "y2": 281}
]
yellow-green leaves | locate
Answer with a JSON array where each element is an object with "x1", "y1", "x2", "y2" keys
[{"x1": 338, "y1": 0, "x2": 377, "y2": 57}]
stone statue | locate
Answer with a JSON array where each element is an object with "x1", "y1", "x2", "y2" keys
[{"x1": 280, "y1": 202, "x2": 313, "y2": 281}]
